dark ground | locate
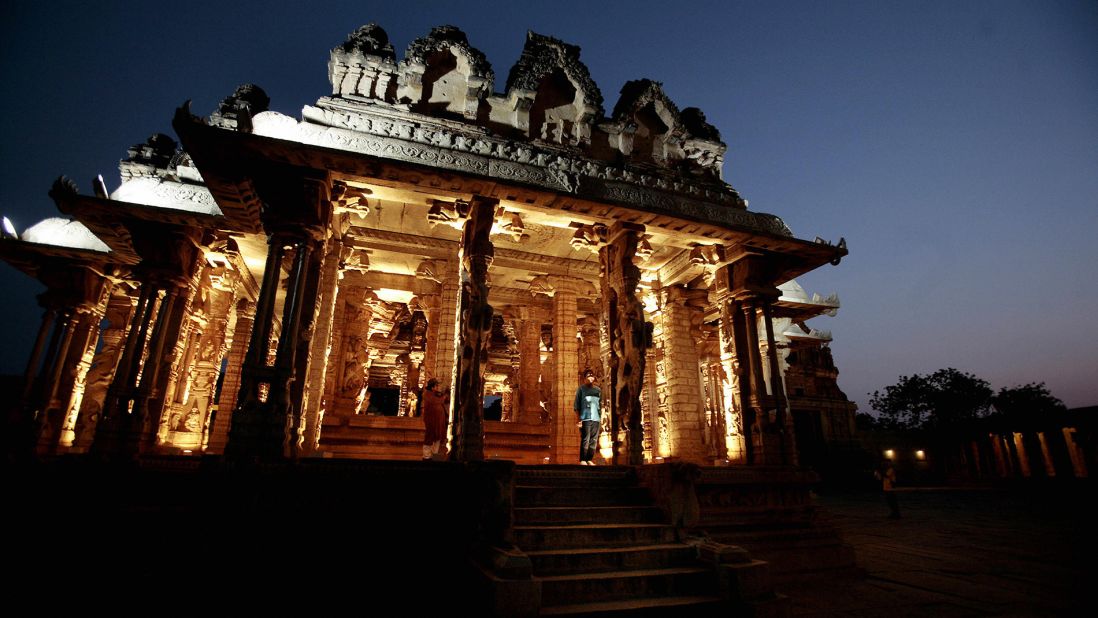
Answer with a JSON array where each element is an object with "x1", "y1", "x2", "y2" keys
[{"x1": 785, "y1": 485, "x2": 1094, "y2": 617}]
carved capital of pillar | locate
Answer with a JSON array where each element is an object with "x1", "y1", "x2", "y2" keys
[
  {"x1": 427, "y1": 198, "x2": 470, "y2": 229},
  {"x1": 415, "y1": 258, "x2": 448, "y2": 284},
  {"x1": 493, "y1": 206, "x2": 528, "y2": 242},
  {"x1": 528, "y1": 275, "x2": 595, "y2": 299},
  {"x1": 689, "y1": 244, "x2": 726, "y2": 287},
  {"x1": 331, "y1": 181, "x2": 372, "y2": 215},
  {"x1": 339, "y1": 245, "x2": 370, "y2": 276},
  {"x1": 712, "y1": 253, "x2": 781, "y2": 304},
  {"x1": 569, "y1": 223, "x2": 607, "y2": 253},
  {"x1": 660, "y1": 284, "x2": 710, "y2": 309}
]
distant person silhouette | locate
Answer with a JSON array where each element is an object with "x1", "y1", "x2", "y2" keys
[{"x1": 876, "y1": 459, "x2": 901, "y2": 518}]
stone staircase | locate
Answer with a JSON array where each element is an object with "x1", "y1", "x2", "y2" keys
[
  {"x1": 318, "y1": 416, "x2": 550, "y2": 463},
  {"x1": 512, "y1": 465, "x2": 786, "y2": 617}
]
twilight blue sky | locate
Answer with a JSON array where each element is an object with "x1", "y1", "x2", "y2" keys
[{"x1": 1, "y1": 1, "x2": 1096, "y2": 411}]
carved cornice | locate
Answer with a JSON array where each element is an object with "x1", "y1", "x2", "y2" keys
[
  {"x1": 347, "y1": 227, "x2": 599, "y2": 277},
  {"x1": 268, "y1": 103, "x2": 792, "y2": 238},
  {"x1": 528, "y1": 274, "x2": 596, "y2": 298}
]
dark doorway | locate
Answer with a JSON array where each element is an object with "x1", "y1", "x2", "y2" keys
[
  {"x1": 368, "y1": 387, "x2": 401, "y2": 416},
  {"x1": 792, "y1": 409, "x2": 826, "y2": 471}
]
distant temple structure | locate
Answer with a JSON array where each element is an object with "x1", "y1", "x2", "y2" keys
[{"x1": 1, "y1": 23, "x2": 854, "y2": 469}]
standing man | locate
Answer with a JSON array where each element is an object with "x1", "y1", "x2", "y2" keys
[{"x1": 574, "y1": 369, "x2": 601, "y2": 465}]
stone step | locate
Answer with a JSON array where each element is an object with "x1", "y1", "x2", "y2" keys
[
  {"x1": 514, "y1": 523, "x2": 677, "y2": 550},
  {"x1": 516, "y1": 472, "x2": 637, "y2": 488},
  {"x1": 516, "y1": 465, "x2": 635, "y2": 482},
  {"x1": 515, "y1": 505, "x2": 665, "y2": 525},
  {"x1": 539, "y1": 595, "x2": 727, "y2": 617},
  {"x1": 538, "y1": 566, "x2": 716, "y2": 607},
  {"x1": 318, "y1": 418, "x2": 550, "y2": 463},
  {"x1": 515, "y1": 485, "x2": 653, "y2": 507},
  {"x1": 527, "y1": 543, "x2": 698, "y2": 576},
  {"x1": 317, "y1": 444, "x2": 547, "y2": 464}
]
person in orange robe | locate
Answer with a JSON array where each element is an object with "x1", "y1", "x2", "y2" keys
[{"x1": 421, "y1": 378, "x2": 449, "y2": 460}]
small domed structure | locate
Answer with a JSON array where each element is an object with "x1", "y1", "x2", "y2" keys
[{"x1": 21, "y1": 217, "x2": 109, "y2": 252}]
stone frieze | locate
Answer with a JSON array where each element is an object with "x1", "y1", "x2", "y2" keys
[{"x1": 252, "y1": 106, "x2": 792, "y2": 237}]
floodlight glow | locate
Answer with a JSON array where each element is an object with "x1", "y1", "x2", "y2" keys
[{"x1": 2, "y1": 217, "x2": 16, "y2": 238}]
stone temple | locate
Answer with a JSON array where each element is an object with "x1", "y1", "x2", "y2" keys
[{"x1": 3, "y1": 24, "x2": 860, "y2": 613}]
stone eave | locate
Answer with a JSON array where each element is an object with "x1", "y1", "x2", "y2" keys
[
  {"x1": 52, "y1": 193, "x2": 222, "y2": 265},
  {"x1": 55, "y1": 193, "x2": 224, "y2": 228},
  {"x1": 0, "y1": 238, "x2": 113, "y2": 278},
  {"x1": 784, "y1": 330, "x2": 833, "y2": 342},
  {"x1": 771, "y1": 297, "x2": 840, "y2": 321}
]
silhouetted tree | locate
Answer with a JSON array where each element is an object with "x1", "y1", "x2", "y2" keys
[
  {"x1": 869, "y1": 368, "x2": 993, "y2": 431},
  {"x1": 991, "y1": 382, "x2": 1066, "y2": 431},
  {"x1": 855, "y1": 412, "x2": 880, "y2": 431}
]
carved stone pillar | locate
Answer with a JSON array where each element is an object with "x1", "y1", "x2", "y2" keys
[
  {"x1": 741, "y1": 299, "x2": 782, "y2": 464},
  {"x1": 657, "y1": 285, "x2": 709, "y2": 463},
  {"x1": 716, "y1": 300, "x2": 746, "y2": 463},
  {"x1": 286, "y1": 236, "x2": 326, "y2": 456},
  {"x1": 434, "y1": 278, "x2": 460, "y2": 388},
  {"x1": 32, "y1": 309, "x2": 77, "y2": 452},
  {"x1": 598, "y1": 223, "x2": 650, "y2": 466},
  {"x1": 226, "y1": 229, "x2": 287, "y2": 458},
  {"x1": 228, "y1": 230, "x2": 323, "y2": 459},
  {"x1": 57, "y1": 282, "x2": 116, "y2": 449},
  {"x1": 192, "y1": 281, "x2": 238, "y2": 451},
  {"x1": 131, "y1": 282, "x2": 188, "y2": 450},
  {"x1": 20, "y1": 308, "x2": 58, "y2": 408},
  {"x1": 301, "y1": 239, "x2": 343, "y2": 451},
  {"x1": 450, "y1": 196, "x2": 497, "y2": 462},
  {"x1": 642, "y1": 347, "x2": 662, "y2": 460},
  {"x1": 153, "y1": 249, "x2": 215, "y2": 449},
  {"x1": 420, "y1": 292, "x2": 441, "y2": 387},
  {"x1": 712, "y1": 254, "x2": 793, "y2": 466},
  {"x1": 331, "y1": 284, "x2": 375, "y2": 416},
  {"x1": 501, "y1": 388, "x2": 514, "y2": 422},
  {"x1": 406, "y1": 352, "x2": 424, "y2": 417},
  {"x1": 548, "y1": 277, "x2": 581, "y2": 464},
  {"x1": 91, "y1": 280, "x2": 166, "y2": 458},
  {"x1": 761, "y1": 301, "x2": 797, "y2": 466},
  {"x1": 540, "y1": 325, "x2": 555, "y2": 426},
  {"x1": 163, "y1": 259, "x2": 241, "y2": 452},
  {"x1": 515, "y1": 309, "x2": 544, "y2": 424},
  {"x1": 73, "y1": 288, "x2": 136, "y2": 452},
  {"x1": 208, "y1": 299, "x2": 254, "y2": 453},
  {"x1": 104, "y1": 284, "x2": 157, "y2": 416}
]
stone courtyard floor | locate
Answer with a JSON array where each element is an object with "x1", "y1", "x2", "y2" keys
[{"x1": 784, "y1": 485, "x2": 1092, "y2": 617}]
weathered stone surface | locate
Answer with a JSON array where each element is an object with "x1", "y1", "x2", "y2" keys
[
  {"x1": 450, "y1": 196, "x2": 496, "y2": 462},
  {"x1": 599, "y1": 223, "x2": 651, "y2": 466}
]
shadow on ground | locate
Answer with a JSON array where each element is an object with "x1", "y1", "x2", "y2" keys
[{"x1": 784, "y1": 485, "x2": 1092, "y2": 617}]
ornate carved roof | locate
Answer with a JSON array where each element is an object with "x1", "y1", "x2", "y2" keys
[
  {"x1": 336, "y1": 23, "x2": 396, "y2": 61},
  {"x1": 611, "y1": 79, "x2": 682, "y2": 129},
  {"x1": 681, "y1": 107, "x2": 721, "y2": 143},
  {"x1": 214, "y1": 83, "x2": 270, "y2": 117},
  {"x1": 505, "y1": 31, "x2": 603, "y2": 116},
  {"x1": 403, "y1": 25, "x2": 493, "y2": 85}
]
